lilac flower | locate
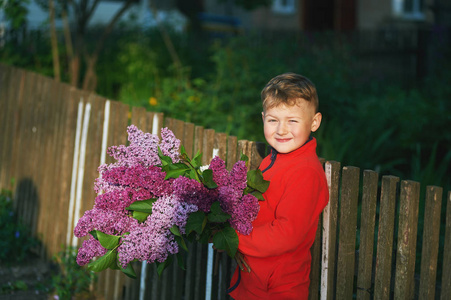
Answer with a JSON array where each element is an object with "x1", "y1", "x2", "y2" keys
[
  {"x1": 229, "y1": 194, "x2": 260, "y2": 235},
  {"x1": 209, "y1": 156, "x2": 230, "y2": 187},
  {"x1": 229, "y1": 160, "x2": 248, "y2": 191},
  {"x1": 117, "y1": 194, "x2": 197, "y2": 267},
  {"x1": 172, "y1": 176, "x2": 215, "y2": 212},
  {"x1": 76, "y1": 236, "x2": 108, "y2": 266},
  {"x1": 159, "y1": 127, "x2": 181, "y2": 163},
  {"x1": 74, "y1": 207, "x2": 137, "y2": 238}
]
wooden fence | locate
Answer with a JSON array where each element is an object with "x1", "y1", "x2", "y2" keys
[{"x1": 0, "y1": 64, "x2": 450, "y2": 300}]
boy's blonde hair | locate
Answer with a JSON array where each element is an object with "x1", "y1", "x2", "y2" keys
[{"x1": 261, "y1": 73, "x2": 319, "y2": 112}]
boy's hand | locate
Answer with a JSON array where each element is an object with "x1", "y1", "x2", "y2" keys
[{"x1": 235, "y1": 252, "x2": 251, "y2": 273}]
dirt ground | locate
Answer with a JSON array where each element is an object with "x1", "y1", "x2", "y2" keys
[{"x1": 0, "y1": 258, "x2": 54, "y2": 300}]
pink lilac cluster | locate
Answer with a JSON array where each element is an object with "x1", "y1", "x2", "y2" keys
[
  {"x1": 209, "y1": 157, "x2": 260, "y2": 235},
  {"x1": 117, "y1": 194, "x2": 198, "y2": 268},
  {"x1": 171, "y1": 176, "x2": 216, "y2": 212},
  {"x1": 74, "y1": 126, "x2": 184, "y2": 267}
]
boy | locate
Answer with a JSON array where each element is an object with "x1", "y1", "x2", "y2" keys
[{"x1": 228, "y1": 73, "x2": 329, "y2": 299}]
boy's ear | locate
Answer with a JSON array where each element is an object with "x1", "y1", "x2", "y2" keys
[
  {"x1": 311, "y1": 112, "x2": 322, "y2": 132},
  {"x1": 261, "y1": 112, "x2": 265, "y2": 121}
]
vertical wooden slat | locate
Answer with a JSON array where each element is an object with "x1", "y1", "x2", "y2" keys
[
  {"x1": 130, "y1": 106, "x2": 148, "y2": 131},
  {"x1": 202, "y1": 129, "x2": 215, "y2": 165},
  {"x1": 184, "y1": 122, "x2": 195, "y2": 158},
  {"x1": 6, "y1": 68, "x2": 25, "y2": 203},
  {"x1": 419, "y1": 186, "x2": 443, "y2": 299},
  {"x1": 237, "y1": 140, "x2": 251, "y2": 170},
  {"x1": 13, "y1": 71, "x2": 40, "y2": 249},
  {"x1": 336, "y1": 166, "x2": 360, "y2": 300},
  {"x1": 394, "y1": 180, "x2": 420, "y2": 300},
  {"x1": 194, "y1": 126, "x2": 204, "y2": 157},
  {"x1": 58, "y1": 87, "x2": 79, "y2": 250},
  {"x1": 46, "y1": 80, "x2": 70, "y2": 256},
  {"x1": 357, "y1": 170, "x2": 379, "y2": 300},
  {"x1": 321, "y1": 161, "x2": 340, "y2": 300},
  {"x1": 226, "y1": 136, "x2": 238, "y2": 170},
  {"x1": 214, "y1": 132, "x2": 227, "y2": 160},
  {"x1": 0, "y1": 65, "x2": 15, "y2": 189},
  {"x1": 441, "y1": 191, "x2": 451, "y2": 300},
  {"x1": 308, "y1": 217, "x2": 322, "y2": 300},
  {"x1": 249, "y1": 141, "x2": 266, "y2": 171},
  {"x1": 374, "y1": 175, "x2": 399, "y2": 300}
]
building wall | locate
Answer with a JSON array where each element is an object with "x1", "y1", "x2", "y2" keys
[{"x1": 358, "y1": 0, "x2": 435, "y2": 30}]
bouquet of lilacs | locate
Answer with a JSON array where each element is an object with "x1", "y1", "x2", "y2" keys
[{"x1": 74, "y1": 125, "x2": 269, "y2": 278}]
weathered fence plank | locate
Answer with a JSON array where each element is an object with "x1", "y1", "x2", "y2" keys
[
  {"x1": 336, "y1": 166, "x2": 360, "y2": 299},
  {"x1": 309, "y1": 218, "x2": 322, "y2": 300},
  {"x1": 440, "y1": 191, "x2": 451, "y2": 300},
  {"x1": 374, "y1": 175, "x2": 399, "y2": 300},
  {"x1": 394, "y1": 180, "x2": 421, "y2": 300},
  {"x1": 419, "y1": 186, "x2": 443, "y2": 299},
  {"x1": 226, "y1": 136, "x2": 238, "y2": 170},
  {"x1": 321, "y1": 161, "x2": 341, "y2": 300},
  {"x1": 184, "y1": 122, "x2": 195, "y2": 158},
  {"x1": 357, "y1": 170, "x2": 379, "y2": 300}
]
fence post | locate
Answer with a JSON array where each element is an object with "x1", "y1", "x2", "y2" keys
[
  {"x1": 419, "y1": 186, "x2": 443, "y2": 299},
  {"x1": 336, "y1": 166, "x2": 360, "y2": 299},
  {"x1": 394, "y1": 180, "x2": 420, "y2": 300},
  {"x1": 440, "y1": 191, "x2": 451, "y2": 300},
  {"x1": 356, "y1": 170, "x2": 379, "y2": 300},
  {"x1": 374, "y1": 175, "x2": 399, "y2": 299},
  {"x1": 320, "y1": 161, "x2": 340, "y2": 300}
]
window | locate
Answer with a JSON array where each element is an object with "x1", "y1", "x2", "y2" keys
[
  {"x1": 272, "y1": 0, "x2": 296, "y2": 14},
  {"x1": 393, "y1": 0, "x2": 425, "y2": 20}
]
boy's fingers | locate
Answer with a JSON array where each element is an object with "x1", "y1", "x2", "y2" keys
[{"x1": 235, "y1": 252, "x2": 251, "y2": 273}]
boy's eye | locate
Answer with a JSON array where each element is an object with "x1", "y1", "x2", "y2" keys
[
  {"x1": 289, "y1": 120, "x2": 298, "y2": 123},
  {"x1": 267, "y1": 119, "x2": 277, "y2": 122}
]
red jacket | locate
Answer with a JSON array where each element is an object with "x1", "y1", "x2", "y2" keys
[{"x1": 228, "y1": 138, "x2": 329, "y2": 300}]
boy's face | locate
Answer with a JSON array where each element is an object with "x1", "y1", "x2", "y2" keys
[{"x1": 262, "y1": 99, "x2": 322, "y2": 154}]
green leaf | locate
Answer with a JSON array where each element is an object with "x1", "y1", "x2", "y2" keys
[
  {"x1": 207, "y1": 201, "x2": 231, "y2": 223},
  {"x1": 158, "y1": 147, "x2": 173, "y2": 165},
  {"x1": 201, "y1": 169, "x2": 218, "y2": 189},
  {"x1": 212, "y1": 227, "x2": 239, "y2": 258},
  {"x1": 180, "y1": 145, "x2": 187, "y2": 156},
  {"x1": 89, "y1": 230, "x2": 98, "y2": 240},
  {"x1": 96, "y1": 231, "x2": 120, "y2": 250},
  {"x1": 247, "y1": 169, "x2": 270, "y2": 193},
  {"x1": 191, "y1": 151, "x2": 202, "y2": 168},
  {"x1": 170, "y1": 225, "x2": 182, "y2": 237},
  {"x1": 156, "y1": 256, "x2": 173, "y2": 277},
  {"x1": 186, "y1": 211, "x2": 207, "y2": 234},
  {"x1": 175, "y1": 235, "x2": 188, "y2": 252},
  {"x1": 189, "y1": 168, "x2": 198, "y2": 180},
  {"x1": 87, "y1": 249, "x2": 117, "y2": 272},
  {"x1": 126, "y1": 199, "x2": 156, "y2": 213},
  {"x1": 198, "y1": 226, "x2": 212, "y2": 244},
  {"x1": 164, "y1": 167, "x2": 190, "y2": 180},
  {"x1": 251, "y1": 191, "x2": 265, "y2": 201},
  {"x1": 240, "y1": 154, "x2": 249, "y2": 163},
  {"x1": 119, "y1": 262, "x2": 137, "y2": 279},
  {"x1": 133, "y1": 211, "x2": 151, "y2": 222}
]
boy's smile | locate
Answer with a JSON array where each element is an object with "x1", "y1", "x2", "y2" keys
[{"x1": 262, "y1": 100, "x2": 322, "y2": 154}]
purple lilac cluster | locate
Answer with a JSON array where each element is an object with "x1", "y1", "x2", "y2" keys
[
  {"x1": 74, "y1": 126, "x2": 186, "y2": 267},
  {"x1": 209, "y1": 157, "x2": 260, "y2": 235},
  {"x1": 117, "y1": 194, "x2": 198, "y2": 267}
]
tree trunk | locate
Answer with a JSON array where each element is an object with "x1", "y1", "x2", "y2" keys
[{"x1": 49, "y1": 0, "x2": 60, "y2": 81}]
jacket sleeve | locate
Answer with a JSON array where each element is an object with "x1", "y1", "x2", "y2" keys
[{"x1": 237, "y1": 167, "x2": 326, "y2": 258}]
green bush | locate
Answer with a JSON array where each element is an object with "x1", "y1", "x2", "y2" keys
[
  {"x1": 50, "y1": 247, "x2": 96, "y2": 300},
  {"x1": 0, "y1": 188, "x2": 40, "y2": 264}
]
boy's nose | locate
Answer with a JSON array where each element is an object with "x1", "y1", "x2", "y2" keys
[{"x1": 277, "y1": 123, "x2": 288, "y2": 135}]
